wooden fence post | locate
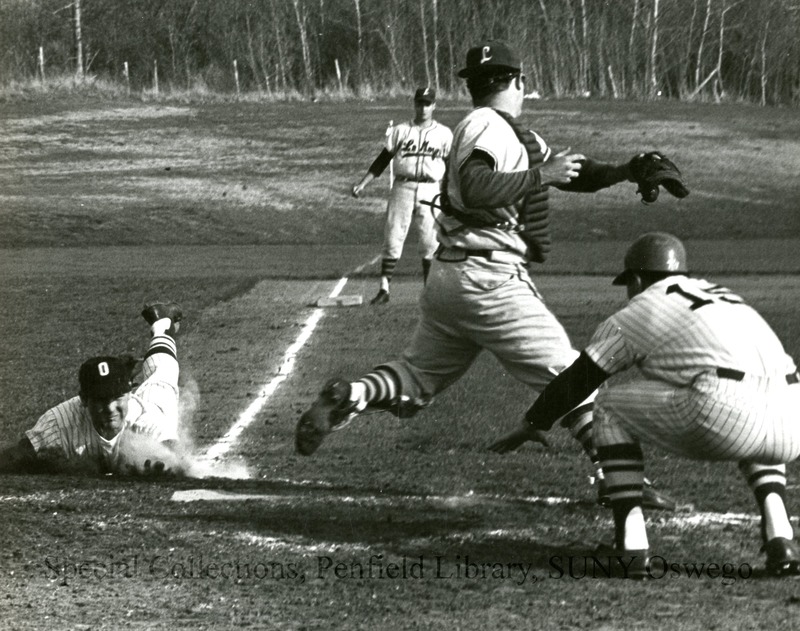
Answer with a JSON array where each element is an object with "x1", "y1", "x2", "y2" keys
[
  {"x1": 233, "y1": 59, "x2": 240, "y2": 96},
  {"x1": 38, "y1": 46, "x2": 45, "y2": 81},
  {"x1": 123, "y1": 61, "x2": 130, "y2": 95},
  {"x1": 335, "y1": 58, "x2": 343, "y2": 91},
  {"x1": 153, "y1": 60, "x2": 159, "y2": 95}
]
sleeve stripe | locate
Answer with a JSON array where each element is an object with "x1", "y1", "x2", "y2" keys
[{"x1": 145, "y1": 335, "x2": 177, "y2": 361}]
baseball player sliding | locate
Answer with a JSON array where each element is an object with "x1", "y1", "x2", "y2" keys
[
  {"x1": 0, "y1": 301, "x2": 187, "y2": 476},
  {"x1": 351, "y1": 87, "x2": 453, "y2": 305},
  {"x1": 296, "y1": 40, "x2": 685, "y2": 511},
  {"x1": 491, "y1": 233, "x2": 800, "y2": 578}
]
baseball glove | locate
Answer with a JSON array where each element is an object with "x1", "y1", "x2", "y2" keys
[{"x1": 629, "y1": 151, "x2": 689, "y2": 204}]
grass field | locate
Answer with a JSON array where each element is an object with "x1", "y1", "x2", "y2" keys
[{"x1": 1, "y1": 97, "x2": 800, "y2": 630}]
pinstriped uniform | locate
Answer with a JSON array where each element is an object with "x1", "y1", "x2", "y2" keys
[
  {"x1": 586, "y1": 276, "x2": 800, "y2": 465},
  {"x1": 383, "y1": 120, "x2": 452, "y2": 260},
  {"x1": 25, "y1": 334, "x2": 180, "y2": 467}
]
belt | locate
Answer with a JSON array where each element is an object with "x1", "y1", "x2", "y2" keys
[
  {"x1": 395, "y1": 175, "x2": 437, "y2": 183},
  {"x1": 716, "y1": 367, "x2": 799, "y2": 385},
  {"x1": 435, "y1": 246, "x2": 525, "y2": 265}
]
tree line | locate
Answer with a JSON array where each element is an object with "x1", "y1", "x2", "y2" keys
[{"x1": 1, "y1": 0, "x2": 798, "y2": 105}]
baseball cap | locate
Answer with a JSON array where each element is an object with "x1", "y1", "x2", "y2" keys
[
  {"x1": 414, "y1": 87, "x2": 435, "y2": 103},
  {"x1": 79, "y1": 356, "x2": 133, "y2": 400},
  {"x1": 458, "y1": 40, "x2": 522, "y2": 78}
]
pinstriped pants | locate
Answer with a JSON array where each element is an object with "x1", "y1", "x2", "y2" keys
[{"x1": 593, "y1": 370, "x2": 800, "y2": 464}]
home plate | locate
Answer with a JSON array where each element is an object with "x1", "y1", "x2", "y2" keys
[{"x1": 316, "y1": 294, "x2": 363, "y2": 307}]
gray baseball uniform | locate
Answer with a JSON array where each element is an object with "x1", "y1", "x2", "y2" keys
[
  {"x1": 381, "y1": 107, "x2": 579, "y2": 400},
  {"x1": 381, "y1": 119, "x2": 452, "y2": 261}
]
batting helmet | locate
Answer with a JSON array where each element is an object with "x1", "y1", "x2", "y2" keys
[{"x1": 612, "y1": 232, "x2": 688, "y2": 285}]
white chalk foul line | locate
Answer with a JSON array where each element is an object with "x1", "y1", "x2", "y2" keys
[{"x1": 201, "y1": 256, "x2": 380, "y2": 463}]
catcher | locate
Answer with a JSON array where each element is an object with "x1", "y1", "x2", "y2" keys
[{"x1": 0, "y1": 301, "x2": 188, "y2": 477}]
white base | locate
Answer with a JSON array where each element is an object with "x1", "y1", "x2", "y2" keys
[{"x1": 316, "y1": 294, "x2": 363, "y2": 307}]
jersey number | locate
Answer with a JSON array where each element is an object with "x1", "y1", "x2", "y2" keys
[{"x1": 666, "y1": 284, "x2": 745, "y2": 310}]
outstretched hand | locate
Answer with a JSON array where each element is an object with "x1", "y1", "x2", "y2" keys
[
  {"x1": 488, "y1": 422, "x2": 551, "y2": 454},
  {"x1": 540, "y1": 148, "x2": 586, "y2": 185},
  {"x1": 123, "y1": 457, "x2": 186, "y2": 478}
]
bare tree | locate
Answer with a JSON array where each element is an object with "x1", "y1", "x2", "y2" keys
[
  {"x1": 244, "y1": 12, "x2": 266, "y2": 92},
  {"x1": 1, "y1": 0, "x2": 797, "y2": 104},
  {"x1": 418, "y1": 0, "x2": 431, "y2": 87},
  {"x1": 695, "y1": 0, "x2": 713, "y2": 91},
  {"x1": 713, "y1": 0, "x2": 732, "y2": 100},
  {"x1": 649, "y1": 0, "x2": 660, "y2": 96},
  {"x1": 431, "y1": 0, "x2": 440, "y2": 92},
  {"x1": 579, "y1": 0, "x2": 589, "y2": 93},
  {"x1": 680, "y1": 0, "x2": 700, "y2": 97},
  {"x1": 537, "y1": 0, "x2": 562, "y2": 95},
  {"x1": 74, "y1": 0, "x2": 84, "y2": 79},
  {"x1": 269, "y1": 0, "x2": 290, "y2": 91},
  {"x1": 291, "y1": 0, "x2": 314, "y2": 94},
  {"x1": 628, "y1": 0, "x2": 640, "y2": 91},
  {"x1": 760, "y1": 14, "x2": 769, "y2": 106},
  {"x1": 374, "y1": 1, "x2": 406, "y2": 86},
  {"x1": 353, "y1": 0, "x2": 364, "y2": 87}
]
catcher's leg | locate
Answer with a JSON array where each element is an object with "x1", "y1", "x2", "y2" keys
[{"x1": 460, "y1": 264, "x2": 611, "y2": 493}]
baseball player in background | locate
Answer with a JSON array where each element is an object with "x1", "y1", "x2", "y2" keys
[
  {"x1": 0, "y1": 301, "x2": 187, "y2": 476},
  {"x1": 295, "y1": 41, "x2": 676, "y2": 511},
  {"x1": 491, "y1": 232, "x2": 800, "y2": 577},
  {"x1": 351, "y1": 87, "x2": 452, "y2": 305}
]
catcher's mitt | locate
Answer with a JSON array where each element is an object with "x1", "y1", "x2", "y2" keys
[{"x1": 629, "y1": 151, "x2": 689, "y2": 204}]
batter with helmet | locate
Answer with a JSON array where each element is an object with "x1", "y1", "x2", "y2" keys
[
  {"x1": 491, "y1": 232, "x2": 800, "y2": 577},
  {"x1": 351, "y1": 87, "x2": 453, "y2": 305},
  {"x1": 295, "y1": 40, "x2": 685, "y2": 510}
]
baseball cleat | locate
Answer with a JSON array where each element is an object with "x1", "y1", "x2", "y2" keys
[
  {"x1": 295, "y1": 379, "x2": 358, "y2": 456},
  {"x1": 763, "y1": 537, "x2": 800, "y2": 576},
  {"x1": 597, "y1": 478, "x2": 677, "y2": 512},
  {"x1": 370, "y1": 289, "x2": 390, "y2": 305},
  {"x1": 141, "y1": 301, "x2": 183, "y2": 336}
]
